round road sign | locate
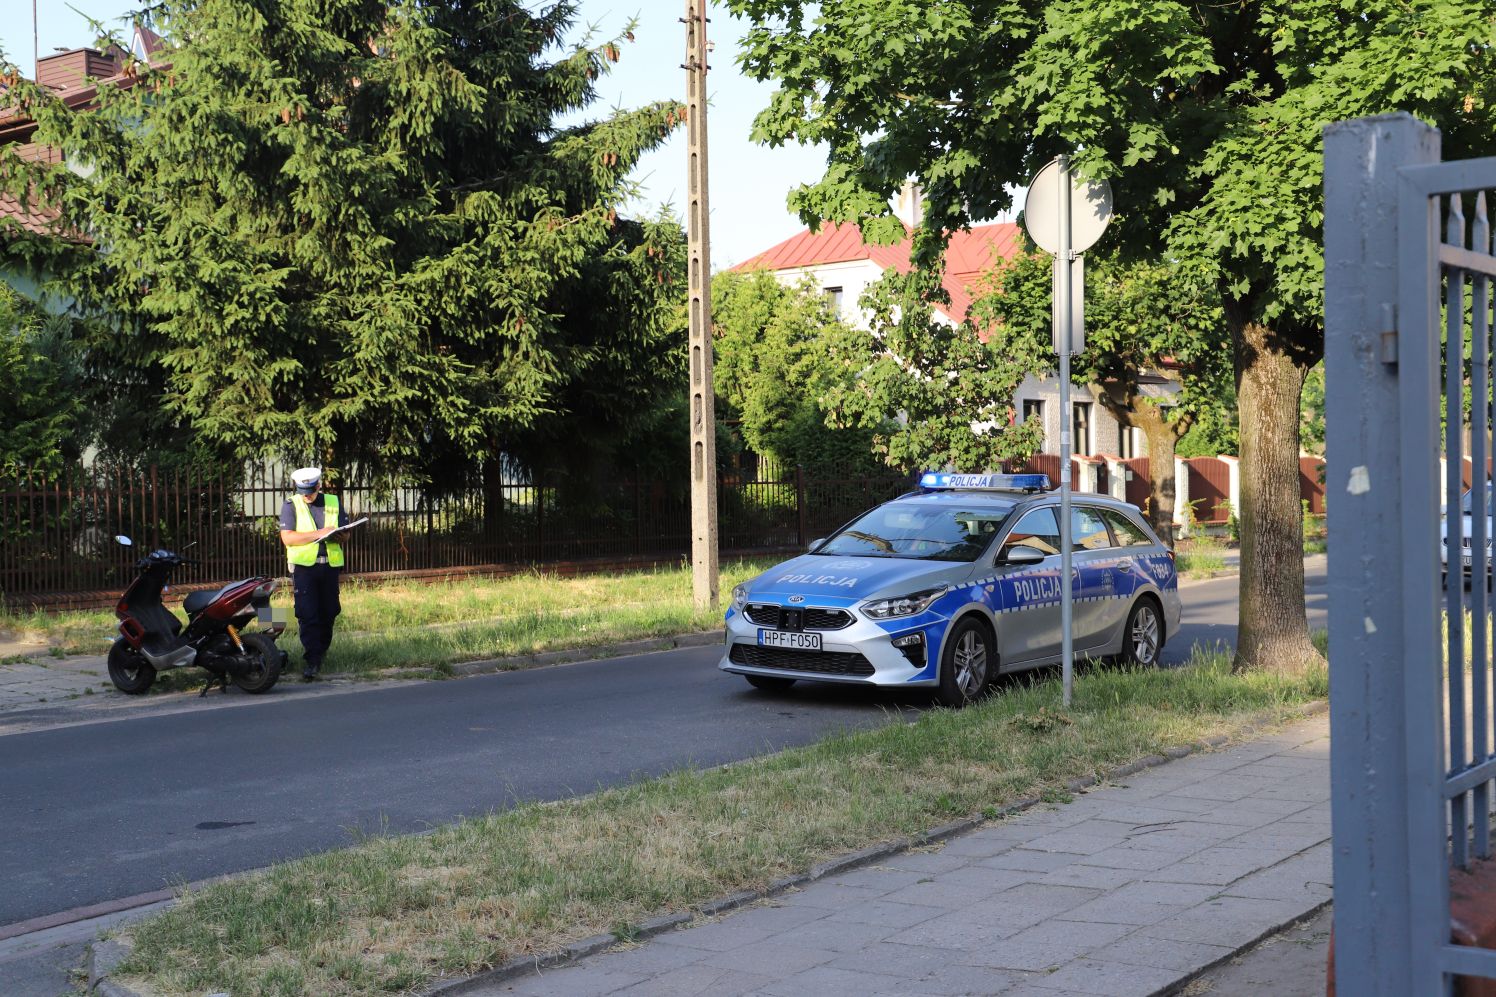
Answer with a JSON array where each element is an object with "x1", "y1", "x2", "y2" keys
[{"x1": 1023, "y1": 158, "x2": 1113, "y2": 254}]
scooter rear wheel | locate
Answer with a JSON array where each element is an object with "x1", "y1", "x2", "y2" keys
[
  {"x1": 232, "y1": 632, "x2": 283, "y2": 694},
  {"x1": 108, "y1": 640, "x2": 157, "y2": 695}
]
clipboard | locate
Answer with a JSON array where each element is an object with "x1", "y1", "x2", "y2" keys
[{"x1": 323, "y1": 517, "x2": 368, "y2": 538}]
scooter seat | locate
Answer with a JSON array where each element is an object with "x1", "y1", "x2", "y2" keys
[{"x1": 182, "y1": 586, "x2": 234, "y2": 614}]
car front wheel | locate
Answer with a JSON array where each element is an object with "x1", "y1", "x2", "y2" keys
[
  {"x1": 936, "y1": 617, "x2": 992, "y2": 708},
  {"x1": 1119, "y1": 598, "x2": 1163, "y2": 667}
]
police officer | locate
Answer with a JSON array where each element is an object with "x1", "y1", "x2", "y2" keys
[{"x1": 279, "y1": 467, "x2": 349, "y2": 681}]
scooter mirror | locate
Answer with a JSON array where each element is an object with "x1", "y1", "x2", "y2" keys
[{"x1": 115, "y1": 536, "x2": 133, "y2": 547}]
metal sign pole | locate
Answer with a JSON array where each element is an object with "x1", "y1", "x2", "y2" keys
[{"x1": 1058, "y1": 154, "x2": 1074, "y2": 708}]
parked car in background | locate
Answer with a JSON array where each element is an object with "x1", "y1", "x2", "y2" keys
[
  {"x1": 1443, "y1": 484, "x2": 1495, "y2": 583},
  {"x1": 720, "y1": 472, "x2": 1183, "y2": 706}
]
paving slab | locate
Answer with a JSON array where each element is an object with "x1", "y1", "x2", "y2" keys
[{"x1": 467, "y1": 713, "x2": 1332, "y2": 997}]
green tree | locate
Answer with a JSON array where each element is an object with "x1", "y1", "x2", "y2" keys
[
  {"x1": 0, "y1": 1, "x2": 687, "y2": 484},
  {"x1": 711, "y1": 269, "x2": 878, "y2": 471},
  {"x1": 728, "y1": 0, "x2": 1496, "y2": 672},
  {"x1": 1299, "y1": 363, "x2": 1325, "y2": 458},
  {"x1": 820, "y1": 268, "x2": 1043, "y2": 472},
  {"x1": 977, "y1": 251, "x2": 1232, "y2": 541},
  {"x1": 0, "y1": 286, "x2": 89, "y2": 474}
]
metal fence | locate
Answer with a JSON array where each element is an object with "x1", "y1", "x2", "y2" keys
[
  {"x1": 1326, "y1": 112, "x2": 1496, "y2": 996},
  {"x1": 0, "y1": 460, "x2": 909, "y2": 605}
]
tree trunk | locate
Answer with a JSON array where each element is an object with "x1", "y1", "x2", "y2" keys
[
  {"x1": 482, "y1": 455, "x2": 505, "y2": 551},
  {"x1": 1137, "y1": 415, "x2": 1179, "y2": 546},
  {"x1": 1095, "y1": 385, "x2": 1182, "y2": 546},
  {"x1": 1233, "y1": 319, "x2": 1321, "y2": 674}
]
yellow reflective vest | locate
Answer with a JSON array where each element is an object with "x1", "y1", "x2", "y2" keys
[{"x1": 286, "y1": 494, "x2": 345, "y2": 568}]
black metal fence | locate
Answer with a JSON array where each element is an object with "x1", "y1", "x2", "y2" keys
[{"x1": 0, "y1": 460, "x2": 909, "y2": 605}]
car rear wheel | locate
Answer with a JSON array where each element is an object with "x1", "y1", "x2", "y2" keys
[
  {"x1": 936, "y1": 617, "x2": 992, "y2": 708},
  {"x1": 1119, "y1": 598, "x2": 1162, "y2": 667},
  {"x1": 744, "y1": 674, "x2": 796, "y2": 693}
]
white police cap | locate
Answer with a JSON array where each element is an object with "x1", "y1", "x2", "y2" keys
[{"x1": 292, "y1": 466, "x2": 323, "y2": 494}]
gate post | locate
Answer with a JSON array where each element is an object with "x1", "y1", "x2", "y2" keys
[{"x1": 1324, "y1": 112, "x2": 1440, "y2": 997}]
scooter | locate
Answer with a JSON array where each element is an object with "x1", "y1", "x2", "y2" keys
[{"x1": 107, "y1": 536, "x2": 288, "y2": 696}]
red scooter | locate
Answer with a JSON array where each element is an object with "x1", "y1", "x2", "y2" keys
[{"x1": 108, "y1": 536, "x2": 288, "y2": 696}]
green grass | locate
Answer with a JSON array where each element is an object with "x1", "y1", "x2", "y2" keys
[
  {"x1": 114, "y1": 647, "x2": 1328, "y2": 997},
  {"x1": 1175, "y1": 541, "x2": 1227, "y2": 577},
  {"x1": 0, "y1": 558, "x2": 783, "y2": 679}
]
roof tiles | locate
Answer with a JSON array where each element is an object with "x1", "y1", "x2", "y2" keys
[{"x1": 734, "y1": 219, "x2": 1024, "y2": 326}]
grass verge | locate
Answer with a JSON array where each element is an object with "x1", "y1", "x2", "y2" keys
[
  {"x1": 0, "y1": 558, "x2": 781, "y2": 679},
  {"x1": 1175, "y1": 542, "x2": 1227, "y2": 577},
  {"x1": 114, "y1": 647, "x2": 1327, "y2": 997}
]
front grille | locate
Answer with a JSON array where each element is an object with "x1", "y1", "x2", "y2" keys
[
  {"x1": 744, "y1": 604, "x2": 854, "y2": 630},
  {"x1": 729, "y1": 643, "x2": 875, "y2": 677}
]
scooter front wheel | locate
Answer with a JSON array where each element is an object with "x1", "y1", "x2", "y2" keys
[
  {"x1": 232, "y1": 633, "x2": 284, "y2": 694},
  {"x1": 108, "y1": 640, "x2": 157, "y2": 695}
]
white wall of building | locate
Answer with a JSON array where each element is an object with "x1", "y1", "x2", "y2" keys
[
  {"x1": 765, "y1": 259, "x2": 887, "y2": 330},
  {"x1": 1013, "y1": 373, "x2": 1182, "y2": 458}
]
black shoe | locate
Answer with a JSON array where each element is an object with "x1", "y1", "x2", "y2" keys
[{"x1": 302, "y1": 665, "x2": 320, "y2": 682}]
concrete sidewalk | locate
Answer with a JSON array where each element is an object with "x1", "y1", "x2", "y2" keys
[{"x1": 476, "y1": 713, "x2": 1331, "y2": 997}]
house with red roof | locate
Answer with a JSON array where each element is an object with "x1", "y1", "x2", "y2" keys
[
  {"x1": 0, "y1": 25, "x2": 168, "y2": 300},
  {"x1": 734, "y1": 184, "x2": 1161, "y2": 460}
]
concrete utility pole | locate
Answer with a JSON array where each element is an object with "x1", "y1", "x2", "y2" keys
[{"x1": 684, "y1": 0, "x2": 719, "y2": 610}]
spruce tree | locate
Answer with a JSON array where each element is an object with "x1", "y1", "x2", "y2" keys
[{"x1": 1, "y1": 0, "x2": 687, "y2": 481}]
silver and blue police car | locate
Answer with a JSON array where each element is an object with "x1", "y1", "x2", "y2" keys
[{"x1": 721, "y1": 472, "x2": 1183, "y2": 706}]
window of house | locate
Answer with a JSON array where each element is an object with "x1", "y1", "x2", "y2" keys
[
  {"x1": 1120, "y1": 426, "x2": 1140, "y2": 459},
  {"x1": 823, "y1": 286, "x2": 844, "y2": 312},
  {"x1": 1022, "y1": 399, "x2": 1045, "y2": 425},
  {"x1": 1072, "y1": 402, "x2": 1093, "y2": 456}
]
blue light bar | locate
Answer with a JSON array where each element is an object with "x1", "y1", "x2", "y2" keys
[{"x1": 919, "y1": 472, "x2": 1051, "y2": 492}]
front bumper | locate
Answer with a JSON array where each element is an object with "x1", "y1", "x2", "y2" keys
[
  {"x1": 719, "y1": 604, "x2": 943, "y2": 686},
  {"x1": 1443, "y1": 548, "x2": 1494, "y2": 574}
]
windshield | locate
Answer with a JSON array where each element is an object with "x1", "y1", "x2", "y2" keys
[
  {"x1": 1463, "y1": 485, "x2": 1495, "y2": 513},
  {"x1": 814, "y1": 501, "x2": 1011, "y2": 562}
]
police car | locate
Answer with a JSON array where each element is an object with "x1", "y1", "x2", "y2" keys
[
  {"x1": 721, "y1": 472, "x2": 1183, "y2": 706},
  {"x1": 1442, "y1": 484, "x2": 1494, "y2": 581}
]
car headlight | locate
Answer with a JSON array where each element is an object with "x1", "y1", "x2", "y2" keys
[
  {"x1": 862, "y1": 586, "x2": 948, "y2": 620},
  {"x1": 731, "y1": 584, "x2": 749, "y2": 609}
]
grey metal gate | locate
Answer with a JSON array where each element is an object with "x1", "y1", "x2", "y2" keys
[{"x1": 1326, "y1": 112, "x2": 1496, "y2": 995}]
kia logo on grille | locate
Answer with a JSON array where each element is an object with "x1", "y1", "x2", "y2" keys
[{"x1": 788, "y1": 595, "x2": 805, "y2": 603}]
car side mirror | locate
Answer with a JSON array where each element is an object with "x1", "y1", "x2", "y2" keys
[
  {"x1": 809, "y1": 537, "x2": 825, "y2": 552},
  {"x1": 997, "y1": 547, "x2": 1046, "y2": 567}
]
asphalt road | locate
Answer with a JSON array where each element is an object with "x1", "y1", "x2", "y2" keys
[{"x1": 0, "y1": 558, "x2": 1327, "y2": 933}]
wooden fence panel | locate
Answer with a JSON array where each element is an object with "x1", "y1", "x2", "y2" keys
[
  {"x1": 1186, "y1": 457, "x2": 1231, "y2": 523},
  {"x1": 1123, "y1": 458, "x2": 1152, "y2": 513},
  {"x1": 1299, "y1": 457, "x2": 1327, "y2": 515}
]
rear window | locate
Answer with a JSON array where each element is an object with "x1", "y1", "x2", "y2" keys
[{"x1": 1103, "y1": 509, "x2": 1154, "y2": 547}]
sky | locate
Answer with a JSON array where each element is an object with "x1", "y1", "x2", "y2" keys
[{"x1": 0, "y1": 0, "x2": 838, "y2": 267}]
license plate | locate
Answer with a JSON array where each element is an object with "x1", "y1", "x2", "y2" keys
[{"x1": 758, "y1": 629, "x2": 822, "y2": 651}]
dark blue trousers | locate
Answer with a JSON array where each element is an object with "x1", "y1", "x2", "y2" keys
[{"x1": 292, "y1": 563, "x2": 342, "y2": 672}]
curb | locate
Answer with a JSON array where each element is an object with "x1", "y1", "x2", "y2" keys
[
  {"x1": 443, "y1": 630, "x2": 722, "y2": 679},
  {"x1": 83, "y1": 699, "x2": 1329, "y2": 997},
  {"x1": 411, "y1": 698, "x2": 1331, "y2": 997}
]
